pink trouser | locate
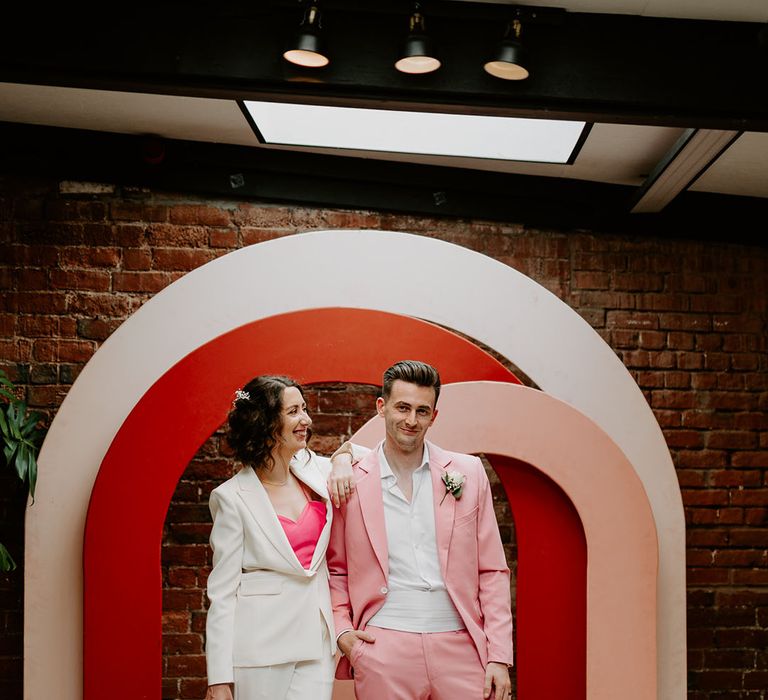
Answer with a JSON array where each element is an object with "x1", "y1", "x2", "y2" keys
[{"x1": 349, "y1": 626, "x2": 486, "y2": 700}]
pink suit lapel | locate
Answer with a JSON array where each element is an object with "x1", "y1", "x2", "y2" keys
[
  {"x1": 428, "y1": 441, "x2": 455, "y2": 579},
  {"x1": 355, "y1": 446, "x2": 389, "y2": 580}
]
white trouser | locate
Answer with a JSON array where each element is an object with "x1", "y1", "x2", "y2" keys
[{"x1": 233, "y1": 620, "x2": 335, "y2": 700}]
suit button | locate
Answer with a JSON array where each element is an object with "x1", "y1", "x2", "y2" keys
[{"x1": 380, "y1": 586, "x2": 388, "y2": 595}]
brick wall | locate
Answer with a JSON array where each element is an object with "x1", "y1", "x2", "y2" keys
[{"x1": 1, "y1": 175, "x2": 767, "y2": 699}]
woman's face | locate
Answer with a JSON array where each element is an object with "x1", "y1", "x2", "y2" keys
[{"x1": 277, "y1": 386, "x2": 312, "y2": 453}]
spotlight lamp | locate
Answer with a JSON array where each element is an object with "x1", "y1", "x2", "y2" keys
[
  {"x1": 484, "y1": 15, "x2": 530, "y2": 81},
  {"x1": 283, "y1": 3, "x2": 330, "y2": 68},
  {"x1": 395, "y1": 2, "x2": 441, "y2": 75}
]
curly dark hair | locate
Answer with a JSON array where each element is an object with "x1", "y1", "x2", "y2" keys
[{"x1": 227, "y1": 375, "x2": 308, "y2": 471}]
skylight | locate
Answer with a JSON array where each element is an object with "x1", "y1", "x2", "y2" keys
[{"x1": 242, "y1": 100, "x2": 587, "y2": 164}]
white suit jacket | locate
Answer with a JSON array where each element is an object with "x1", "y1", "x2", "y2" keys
[{"x1": 205, "y1": 449, "x2": 335, "y2": 685}]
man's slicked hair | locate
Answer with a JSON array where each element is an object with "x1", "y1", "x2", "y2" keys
[{"x1": 382, "y1": 360, "x2": 441, "y2": 406}]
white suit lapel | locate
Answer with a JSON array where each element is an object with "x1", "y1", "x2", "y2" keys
[{"x1": 235, "y1": 466, "x2": 305, "y2": 574}]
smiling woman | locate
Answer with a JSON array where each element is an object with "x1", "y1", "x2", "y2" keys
[{"x1": 204, "y1": 375, "x2": 356, "y2": 700}]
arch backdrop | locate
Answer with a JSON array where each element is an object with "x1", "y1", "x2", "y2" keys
[{"x1": 25, "y1": 230, "x2": 685, "y2": 699}]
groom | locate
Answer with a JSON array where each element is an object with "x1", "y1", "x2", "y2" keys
[{"x1": 328, "y1": 360, "x2": 513, "y2": 700}]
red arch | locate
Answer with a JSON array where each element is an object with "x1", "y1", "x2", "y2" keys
[
  {"x1": 83, "y1": 307, "x2": 585, "y2": 699},
  {"x1": 490, "y1": 455, "x2": 587, "y2": 700}
]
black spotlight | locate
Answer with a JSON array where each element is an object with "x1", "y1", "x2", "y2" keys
[
  {"x1": 484, "y1": 16, "x2": 529, "y2": 80},
  {"x1": 283, "y1": 3, "x2": 330, "y2": 68},
  {"x1": 395, "y1": 3, "x2": 441, "y2": 75}
]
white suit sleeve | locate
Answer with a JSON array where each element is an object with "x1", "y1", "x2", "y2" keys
[{"x1": 205, "y1": 487, "x2": 243, "y2": 685}]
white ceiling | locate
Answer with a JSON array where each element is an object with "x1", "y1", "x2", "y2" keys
[
  {"x1": 458, "y1": 0, "x2": 768, "y2": 23},
  {"x1": 1, "y1": 1, "x2": 766, "y2": 204}
]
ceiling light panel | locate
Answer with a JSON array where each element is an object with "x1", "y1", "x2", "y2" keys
[{"x1": 242, "y1": 100, "x2": 586, "y2": 164}]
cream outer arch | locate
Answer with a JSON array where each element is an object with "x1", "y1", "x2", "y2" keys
[
  {"x1": 352, "y1": 381, "x2": 658, "y2": 699},
  {"x1": 25, "y1": 230, "x2": 684, "y2": 700}
]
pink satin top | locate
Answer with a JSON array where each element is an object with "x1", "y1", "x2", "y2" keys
[{"x1": 277, "y1": 500, "x2": 327, "y2": 569}]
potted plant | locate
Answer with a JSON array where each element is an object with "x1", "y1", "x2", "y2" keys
[{"x1": 1, "y1": 369, "x2": 45, "y2": 572}]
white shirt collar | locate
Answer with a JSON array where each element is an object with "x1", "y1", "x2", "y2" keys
[{"x1": 379, "y1": 443, "x2": 430, "y2": 480}]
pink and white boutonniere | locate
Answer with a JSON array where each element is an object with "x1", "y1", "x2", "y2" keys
[{"x1": 440, "y1": 470, "x2": 466, "y2": 505}]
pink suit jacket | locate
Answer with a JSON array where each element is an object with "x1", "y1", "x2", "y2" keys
[{"x1": 327, "y1": 440, "x2": 514, "y2": 680}]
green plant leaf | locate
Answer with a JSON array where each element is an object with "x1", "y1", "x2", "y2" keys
[
  {"x1": 0, "y1": 387, "x2": 15, "y2": 402},
  {"x1": 0, "y1": 543, "x2": 16, "y2": 572},
  {"x1": 21, "y1": 411, "x2": 40, "y2": 437},
  {"x1": 15, "y1": 443, "x2": 29, "y2": 482},
  {"x1": 4, "y1": 441, "x2": 18, "y2": 466},
  {"x1": 28, "y1": 453, "x2": 37, "y2": 501},
  {"x1": 0, "y1": 409, "x2": 9, "y2": 438},
  {"x1": 8, "y1": 404, "x2": 22, "y2": 440}
]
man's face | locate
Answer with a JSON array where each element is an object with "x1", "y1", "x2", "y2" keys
[{"x1": 376, "y1": 379, "x2": 438, "y2": 454}]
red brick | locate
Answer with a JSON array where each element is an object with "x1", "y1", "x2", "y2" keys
[
  {"x1": 180, "y1": 678, "x2": 209, "y2": 699},
  {"x1": 232, "y1": 204, "x2": 293, "y2": 227},
  {"x1": 165, "y1": 654, "x2": 206, "y2": 676},
  {"x1": 605, "y1": 311, "x2": 658, "y2": 329},
  {"x1": 145, "y1": 224, "x2": 208, "y2": 247},
  {"x1": 714, "y1": 549, "x2": 766, "y2": 567},
  {"x1": 745, "y1": 508, "x2": 768, "y2": 525},
  {"x1": 729, "y1": 528, "x2": 768, "y2": 546},
  {"x1": 612, "y1": 329, "x2": 639, "y2": 348},
  {"x1": 573, "y1": 271, "x2": 610, "y2": 289},
  {"x1": 659, "y1": 313, "x2": 712, "y2": 331},
  {"x1": 687, "y1": 549, "x2": 714, "y2": 566},
  {"x1": 652, "y1": 390, "x2": 696, "y2": 409},
  {"x1": 50, "y1": 268, "x2": 111, "y2": 291},
  {"x1": 732, "y1": 569, "x2": 768, "y2": 585},
  {"x1": 162, "y1": 612, "x2": 190, "y2": 633},
  {"x1": 731, "y1": 452, "x2": 767, "y2": 468},
  {"x1": 66, "y1": 292, "x2": 142, "y2": 317},
  {"x1": 113, "y1": 271, "x2": 171, "y2": 293},
  {"x1": 687, "y1": 568, "x2": 729, "y2": 584},
  {"x1": 744, "y1": 672, "x2": 768, "y2": 690},
  {"x1": 153, "y1": 248, "x2": 215, "y2": 271},
  {"x1": 114, "y1": 223, "x2": 147, "y2": 246},
  {"x1": 14, "y1": 268, "x2": 47, "y2": 290},
  {"x1": 14, "y1": 292, "x2": 67, "y2": 314},
  {"x1": 666, "y1": 431, "x2": 704, "y2": 449},
  {"x1": 169, "y1": 205, "x2": 232, "y2": 227},
  {"x1": 707, "y1": 432, "x2": 758, "y2": 450},
  {"x1": 59, "y1": 246, "x2": 120, "y2": 268},
  {"x1": 162, "y1": 590, "x2": 203, "y2": 611},
  {"x1": 161, "y1": 545, "x2": 209, "y2": 566},
  {"x1": 688, "y1": 507, "x2": 743, "y2": 525},
  {"x1": 209, "y1": 228, "x2": 239, "y2": 248},
  {"x1": 731, "y1": 489, "x2": 768, "y2": 506},
  {"x1": 678, "y1": 352, "x2": 705, "y2": 370},
  {"x1": 686, "y1": 529, "x2": 728, "y2": 546},
  {"x1": 17, "y1": 315, "x2": 57, "y2": 337},
  {"x1": 167, "y1": 568, "x2": 199, "y2": 588},
  {"x1": 163, "y1": 633, "x2": 203, "y2": 655},
  {"x1": 731, "y1": 353, "x2": 760, "y2": 371},
  {"x1": 77, "y1": 318, "x2": 119, "y2": 341},
  {"x1": 663, "y1": 371, "x2": 691, "y2": 388},
  {"x1": 613, "y1": 272, "x2": 664, "y2": 291},
  {"x1": 241, "y1": 227, "x2": 293, "y2": 246},
  {"x1": 123, "y1": 248, "x2": 152, "y2": 270},
  {"x1": 683, "y1": 489, "x2": 728, "y2": 506},
  {"x1": 711, "y1": 470, "x2": 762, "y2": 487},
  {"x1": 690, "y1": 670, "x2": 745, "y2": 690},
  {"x1": 0, "y1": 244, "x2": 59, "y2": 266},
  {"x1": 111, "y1": 202, "x2": 168, "y2": 222}
]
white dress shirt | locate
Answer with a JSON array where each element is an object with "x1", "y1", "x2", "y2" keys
[{"x1": 368, "y1": 445, "x2": 465, "y2": 633}]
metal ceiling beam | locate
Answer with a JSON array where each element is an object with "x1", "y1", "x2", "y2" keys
[
  {"x1": 630, "y1": 129, "x2": 742, "y2": 213},
  {"x1": 1, "y1": 3, "x2": 767, "y2": 130}
]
